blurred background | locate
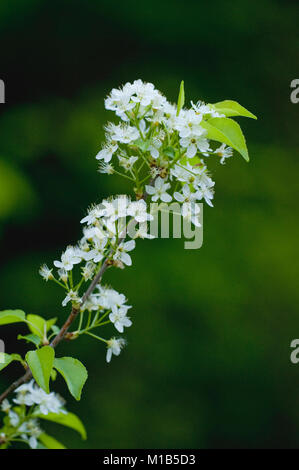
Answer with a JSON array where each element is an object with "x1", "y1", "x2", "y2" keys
[{"x1": 0, "y1": 0, "x2": 298, "y2": 449}]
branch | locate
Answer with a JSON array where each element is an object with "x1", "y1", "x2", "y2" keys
[
  {"x1": 0, "y1": 186, "x2": 153, "y2": 404},
  {"x1": 0, "y1": 261, "x2": 109, "y2": 403},
  {"x1": 0, "y1": 369, "x2": 32, "y2": 404}
]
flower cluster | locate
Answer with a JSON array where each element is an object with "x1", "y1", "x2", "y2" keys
[
  {"x1": 13, "y1": 381, "x2": 65, "y2": 415},
  {"x1": 40, "y1": 196, "x2": 149, "y2": 361},
  {"x1": 0, "y1": 80, "x2": 256, "y2": 449},
  {"x1": 39, "y1": 80, "x2": 237, "y2": 363},
  {"x1": 0, "y1": 80, "x2": 254, "y2": 450},
  {"x1": 0, "y1": 381, "x2": 66, "y2": 449},
  {"x1": 97, "y1": 79, "x2": 234, "y2": 212}
]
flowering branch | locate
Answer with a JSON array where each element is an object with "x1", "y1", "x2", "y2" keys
[
  {"x1": 0, "y1": 185, "x2": 153, "y2": 404},
  {"x1": 0, "y1": 79, "x2": 256, "y2": 448}
]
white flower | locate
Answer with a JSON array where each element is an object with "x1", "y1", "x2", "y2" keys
[
  {"x1": 191, "y1": 100, "x2": 225, "y2": 118},
  {"x1": 106, "y1": 337, "x2": 126, "y2": 363},
  {"x1": 94, "y1": 286, "x2": 132, "y2": 317},
  {"x1": 174, "y1": 184, "x2": 198, "y2": 204},
  {"x1": 104, "y1": 217, "x2": 126, "y2": 240},
  {"x1": 170, "y1": 164, "x2": 190, "y2": 183},
  {"x1": 102, "y1": 195, "x2": 131, "y2": 222},
  {"x1": 170, "y1": 162, "x2": 199, "y2": 184},
  {"x1": 113, "y1": 240, "x2": 136, "y2": 266},
  {"x1": 39, "y1": 264, "x2": 53, "y2": 281},
  {"x1": 0, "y1": 399, "x2": 11, "y2": 413},
  {"x1": 111, "y1": 301, "x2": 131, "y2": 316},
  {"x1": 171, "y1": 162, "x2": 211, "y2": 188},
  {"x1": 118, "y1": 155, "x2": 138, "y2": 171},
  {"x1": 19, "y1": 419, "x2": 41, "y2": 449},
  {"x1": 149, "y1": 137, "x2": 162, "y2": 159},
  {"x1": 8, "y1": 410, "x2": 20, "y2": 427},
  {"x1": 180, "y1": 134, "x2": 210, "y2": 158},
  {"x1": 150, "y1": 91, "x2": 167, "y2": 111},
  {"x1": 82, "y1": 226, "x2": 106, "y2": 241},
  {"x1": 175, "y1": 109, "x2": 204, "y2": 138},
  {"x1": 145, "y1": 177, "x2": 172, "y2": 203},
  {"x1": 91, "y1": 237, "x2": 108, "y2": 263},
  {"x1": 54, "y1": 246, "x2": 82, "y2": 271},
  {"x1": 134, "y1": 223, "x2": 155, "y2": 239},
  {"x1": 109, "y1": 307, "x2": 132, "y2": 333},
  {"x1": 98, "y1": 162, "x2": 114, "y2": 174},
  {"x1": 195, "y1": 184, "x2": 214, "y2": 207},
  {"x1": 105, "y1": 84, "x2": 135, "y2": 120},
  {"x1": 80, "y1": 205, "x2": 105, "y2": 226},
  {"x1": 15, "y1": 382, "x2": 35, "y2": 394},
  {"x1": 96, "y1": 142, "x2": 118, "y2": 163},
  {"x1": 58, "y1": 268, "x2": 68, "y2": 283},
  {"x1": 130, "y1": 79, "x2": 164, "y2": 109},
  {"x1": 181, "y1": 202, "x2": 201, "y2": 227},
  {"x1": 82, "y1": 293, "x2": 104, "y2": 312},
  {"x1": 214, "y1": 143, "x2": 233, "y2": 164},
  {"x1": 30, "y1": 388, "x2": 65, "y2": 415},
  {"x1": 191, "y1": 100, "x2": 210, "y2": 115},
  {"x1": 105, "y1": 123, "x2": 139, "y2": 144},
  {"x1": 160, "y1": 102, "x2": 178, "y2": 130},
  {"x1": 79, "y1": 232, "x2": 107, "y2": 261},
  {"x1": 95, "y1": 286, "x2": 126, "y2": 311},
  {"x1": 138, "y1": 119, "x2": 148, "y2": 136},
  {"x1": 82, "y1": 262, "x2": 96, "y2": 281},
  {"x1": 62, "y1": 289, "x2": 81, "y2": 307},
  {"x1": 13, "y1": 392, "x2": 35, "y2": 407},
  {"x1": 28, "y1": 436, "x2": 38, "y2": 449},
  {"x1": 14, "y1": 382, "x2": 35, "y2": 406},
  {"x1": 127, "y1": 200, "x2": 153, "y2": 223},
  {"x1": 78, "y1": 247, "x2": 97, "y2": 262},
  {"x1": 94, "y1": 287, "x2": 114, "y2": 309},
  {"x1": 195, "y1": 172, "x2": 215, "y2": 189}
]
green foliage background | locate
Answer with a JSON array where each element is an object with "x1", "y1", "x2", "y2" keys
[{"x1": 0, "y1": 0, "x2": 298, "y2": 448}]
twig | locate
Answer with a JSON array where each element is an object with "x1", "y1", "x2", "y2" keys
[{"x1": 0, "y1": 183, "x2": 154, "y2": 404}]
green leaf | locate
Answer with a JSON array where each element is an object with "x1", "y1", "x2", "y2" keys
[
  {"x1": 25, "y1": 346, "x2": 54, "y2": 393},
  {"x1": 51, "y1": 325, "x2": 60, "y2": 335},
  {"x1": 11, "y1": 353, "x2": 23, "y2": 362},
  {"x1": 0, "y1": 310, "x2": 26, "y2": 326},
  {"x1": 212, "y1": 100, "x2": 257, "y2": 119},
  {"x1": 0, "y1": 353, "x2": 14, "y2": 371},
  {"x1": 46, "y1": 318, "x2": 57, "y2": 331},
  {"x1": 176, "y1": 80, "x2": 185, "y2": 116},
  {"x1": 26, "y1": 315, "x2": 44, "y2": 337},
  {"x1": 201, "y1": 117, "x2": 249, "y2": 161},
  {"x1": 26, "y1": 314, "x2": 57, "y2": 339},
  {"x1": 39, "y1": 432, "x2": 66, "y2": 449},
  {"x1": 36, "y1": 412, "x2": 87, "y2": 440},
  {"x1": 18, "y1": 334, "x2": 41, "y2": 347},
  {"x1": 0, "y1": 353, "x2": 22, "y2": 371},
  {"x1": 54, "y1": 357, "x2": 88, "y2": 401}
]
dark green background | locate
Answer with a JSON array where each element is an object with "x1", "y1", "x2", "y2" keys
[{"x1": 0, "y1": 0, "x2": 298, "y2": 448}]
